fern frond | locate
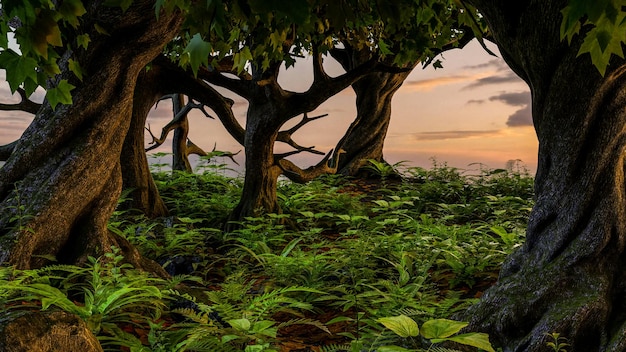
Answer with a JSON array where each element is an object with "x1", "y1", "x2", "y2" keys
[
  {"x1": 320, "y1": 343, "x2": 352, "y2": 352},
  {"x1": 276, "y1": 318, "x2": 331, "y2": 334}
]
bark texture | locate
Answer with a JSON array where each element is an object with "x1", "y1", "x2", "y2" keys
[
  {"x1": 332, "y1": 50, "x2": 416, "y2": 176},
  {"x1": 120, "y1": 66, "x2": 172, "y2": 218},
  {"x1": 0, "y1": 311, "x2": 102, "y2": 352},
  {"x1": 0, "y1": 0, "x2": 182, "y2": 269},
  {"x1": 462, "y1": 1, "x2": 626, "y2": 350}
]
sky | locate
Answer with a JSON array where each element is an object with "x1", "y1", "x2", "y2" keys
[{"x1": 0, "y1": 39, "x2": 537, "y2": 174}]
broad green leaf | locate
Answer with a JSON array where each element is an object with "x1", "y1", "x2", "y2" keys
[
  {"x1": 377, "y1": 315, "x2": 419, "y2": 338},
  {"x1": 69, "y1": 59, "x2": 85, "y2": 81},
  {"x1": 431, "y1": 332, "x2": 495, "y2": 352},
  {"x1": 46, "y1": 79, "x2": 75, "y2": 110},
  {"x1": 94, "y1": 23, "x2": 110, "y2": 35},
  {"x1": 378, "y1": 39, "x2": 393, "y2": 56},
  {"x1": 30, "y1": 10, "x2": 63, "y2": 58},
  {"x1": 421, "y1": 318, "x2": 468, "y2": 339},
  {"x1": 59, "y1": 0, "x2": 87, "y2": 28},
  {"x1": 77, "y1": 34, "x2": 91, "y2": 49},
  {"x1": 233, "y1": 47, "x2": 252, "y2": 74},
  {"x1": 228, "y1": 318, "x2": 251, "y2": 332},
  {"x1": 0, "y1": 50, "x2": 39, "y2": 93},
  {"x1": 183, "y1": 33, "x2": 211, "y2": 76}
]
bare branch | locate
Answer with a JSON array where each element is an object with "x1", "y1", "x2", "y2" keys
[
  {"x1": 210, "y1": 143, "x2": 241, "y2": 165},
  {"x1": 275, "y1": 112, "x2": 329, "y2": 156},
  {"x1": 0, "y1": 88, "x2": 41, "y2": 114},
  {"x1": 145, "y1": 101, "x2": 192, "y2": 151},
  {"x1": 186, "y1": 139, "x2": 207, "y2": 156},
  {"x1": 278, "y1": 148, "x2": 346, "y2": 184}
]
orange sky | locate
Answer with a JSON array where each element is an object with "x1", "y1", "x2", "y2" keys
[{"x1": 0, "y1": 40, "x2": 538, "y2": 174}]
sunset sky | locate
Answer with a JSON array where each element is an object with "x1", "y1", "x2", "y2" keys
[{"x1": 0, "y1": 39, "x2": 538, "y2": 174}]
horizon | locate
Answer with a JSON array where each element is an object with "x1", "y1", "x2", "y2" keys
[{"x1": 0, "y1": 39, "x2": 538, "y2": 175}]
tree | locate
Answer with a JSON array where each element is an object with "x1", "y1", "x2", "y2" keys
[
  {"x1": 0, "y1": 0, "x2": 183, "y2": 269},
  {"x1": 460, "y1": 0, "x2": 626, "y2": 350},
  {"x1": 185, "y1": 0, "x2": 488, "y2": 223}
]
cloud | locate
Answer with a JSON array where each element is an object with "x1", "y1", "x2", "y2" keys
[
  {"x1": 413, "y1": 130, "x2": 502, "y2": 141},
  {"x1": 462, "y1": 58, "x2": 509, "y2": 71},
  {"x1": 404, "y1": 75, "x2": 473, "y2": 91},
  {"x1": 489, "y1": 91, "x2": 530, "y2": 106},
  {"x1": 486, "y1": 91, "x2": 533, "y2": 127},
  {"x1": 506, "y1": 105, "x2": 532, "y2": 127},
  {"x1": 463, "y1": 71, "x2": 522, "y2": 89}
]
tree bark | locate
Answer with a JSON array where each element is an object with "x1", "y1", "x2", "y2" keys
[
  {"x1": 0, "y1": 1, "x2": 182, "y2": 269},
  {"x1": 119, "y1": 66, "x2": 171, "y2": 218},
  {"x1": 337, "y1": 69, "x2": 413, "y2": 176},
  {"x1": 227, "y1": 100, "x2": 284, "y2": 227},
  {"x1": 462, "y1": 1, "x2": 626, "y2": 350},
  {"x1": 171, "y1": 94, "x2": 193, "y2": 172}
]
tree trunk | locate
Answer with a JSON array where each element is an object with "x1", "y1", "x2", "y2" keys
[
  {"x1": 227, "y1": 101, "x2": 283, "y2": 226},
  {"x1": 0, "y1": 1, "x2": 182, "y2": 269},
  {"x1": 120, "y1": 67, "x2": 170, "y2": 218},
  {"x1": 337, "y1": 69, "x2": 413, "y2": 176},
  {"x1": 171, "y1": 94, "x2": 193, "y2": 172},
  {"x1": 462, "y1": 1, "x2": 626, "y2": 350}
]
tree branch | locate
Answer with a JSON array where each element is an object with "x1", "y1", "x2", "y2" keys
[
  {"x1": 0, "y1": 88, "x2": 41, "y2": 114},
  {"x1": 151, "y1": 56, "x2": 245, "y2": 145},
  {"x1": 277, "y1": 148, "x2": 346, "y2": 184},
  {"x1": 145, "y1": 99, "x2": 200, "y2": 152}
]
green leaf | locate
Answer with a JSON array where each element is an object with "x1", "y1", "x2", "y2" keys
[
  {"x1": 421, "y1": 318, "x2": 468, "y2": 339},
  {"x1": 69, "y1": 59, "x2": 85, "y2": 81},
  {"x1": 183, "y1": 33, "x2": 211, "y2": 76},
  {"x1": 228, "y1": 318, "x2": 251, "y2": 332},
  {"x1": 59, "y1": 0, "x2": 87, "y2": 28},
  {"x1": 77, "y1": 34, "x2": 91, "y2": 49},
  {"x1": 0, "y1": 50, "x2": 39, "y2": 93},
  {"x1": 94, "y1": 23, "x2": 110, "y2": 35},
  {"x1": 233, "y1": 47, "x2": 252, "y2": 74},
  {"x1": 378, "y1": 39, "x2": 393, "y2": 56},
  {"x1": 431, "y1": 332, "x2": 495, "y2": 352},
  {"x1": 377, "y1": 315, "x2": 419, "y2": 338},
  {"x1": 46, "y1": 79, "x2": 75, "y2": 110}
]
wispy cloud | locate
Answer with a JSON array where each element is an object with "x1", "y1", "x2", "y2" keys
[
  {"x1": 404, "y1": 75, "x2": 473, "y2": 91},
  {"x1": 466, "y1": 91, "x2": 532, "y2": 127},
  {"x1": 462, "y1": 58, "x2": 509, "y2": 71},
  {"x1": 413, "y1": 129, "x2": 502, "y2": 141},
  {"x1": 462, "y1": 71, "x2": 522, "y2": 89}
]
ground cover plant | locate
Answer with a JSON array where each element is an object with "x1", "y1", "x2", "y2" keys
[{"x1": 0, "y1": 159, "x2": 534, "y2": 351}]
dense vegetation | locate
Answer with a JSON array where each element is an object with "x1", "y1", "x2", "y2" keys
[{"x1": 0, "y1": 159, "x2": 535, "y2": 351}]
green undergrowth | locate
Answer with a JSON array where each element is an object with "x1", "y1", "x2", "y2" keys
[{"x1": 0, "y1": 161, "x2": 534, "y2": 351}]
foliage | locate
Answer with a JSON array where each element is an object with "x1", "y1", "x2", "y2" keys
[
  {"x1": 0, "y1": 163, "x2": 533, "y2": 350},
  {"x1": 561, "y1": 0, "x2": 626, "y2": 76},
  {"x1": 546, "y1": 332, "x2": 570, "y2": 352}
]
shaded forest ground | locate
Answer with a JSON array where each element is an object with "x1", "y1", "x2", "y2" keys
[{"x1": 0, "y1": 160, "x2": 534, "y2": 351}]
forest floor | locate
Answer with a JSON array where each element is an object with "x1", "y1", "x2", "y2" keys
[{"x1": 1, "y1": 162, "x2": 534, "y2": 351}]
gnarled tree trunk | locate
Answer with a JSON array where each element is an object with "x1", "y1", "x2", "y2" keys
[
  {"x1": 120, "y1": 66, "x2": 172, "y2": 218},
  {"x1": 462, "y1": 1, "x2": 626, "y2": 350},
  {"x1": 228, "y1": 101, "x2": 283, "y2": 225},
  {"x1": 337, "y1": 69, "x2": 413, "y2": 176},
  {"x1": 0, "y1": 1, "x2": 182, "y2": 269}
]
